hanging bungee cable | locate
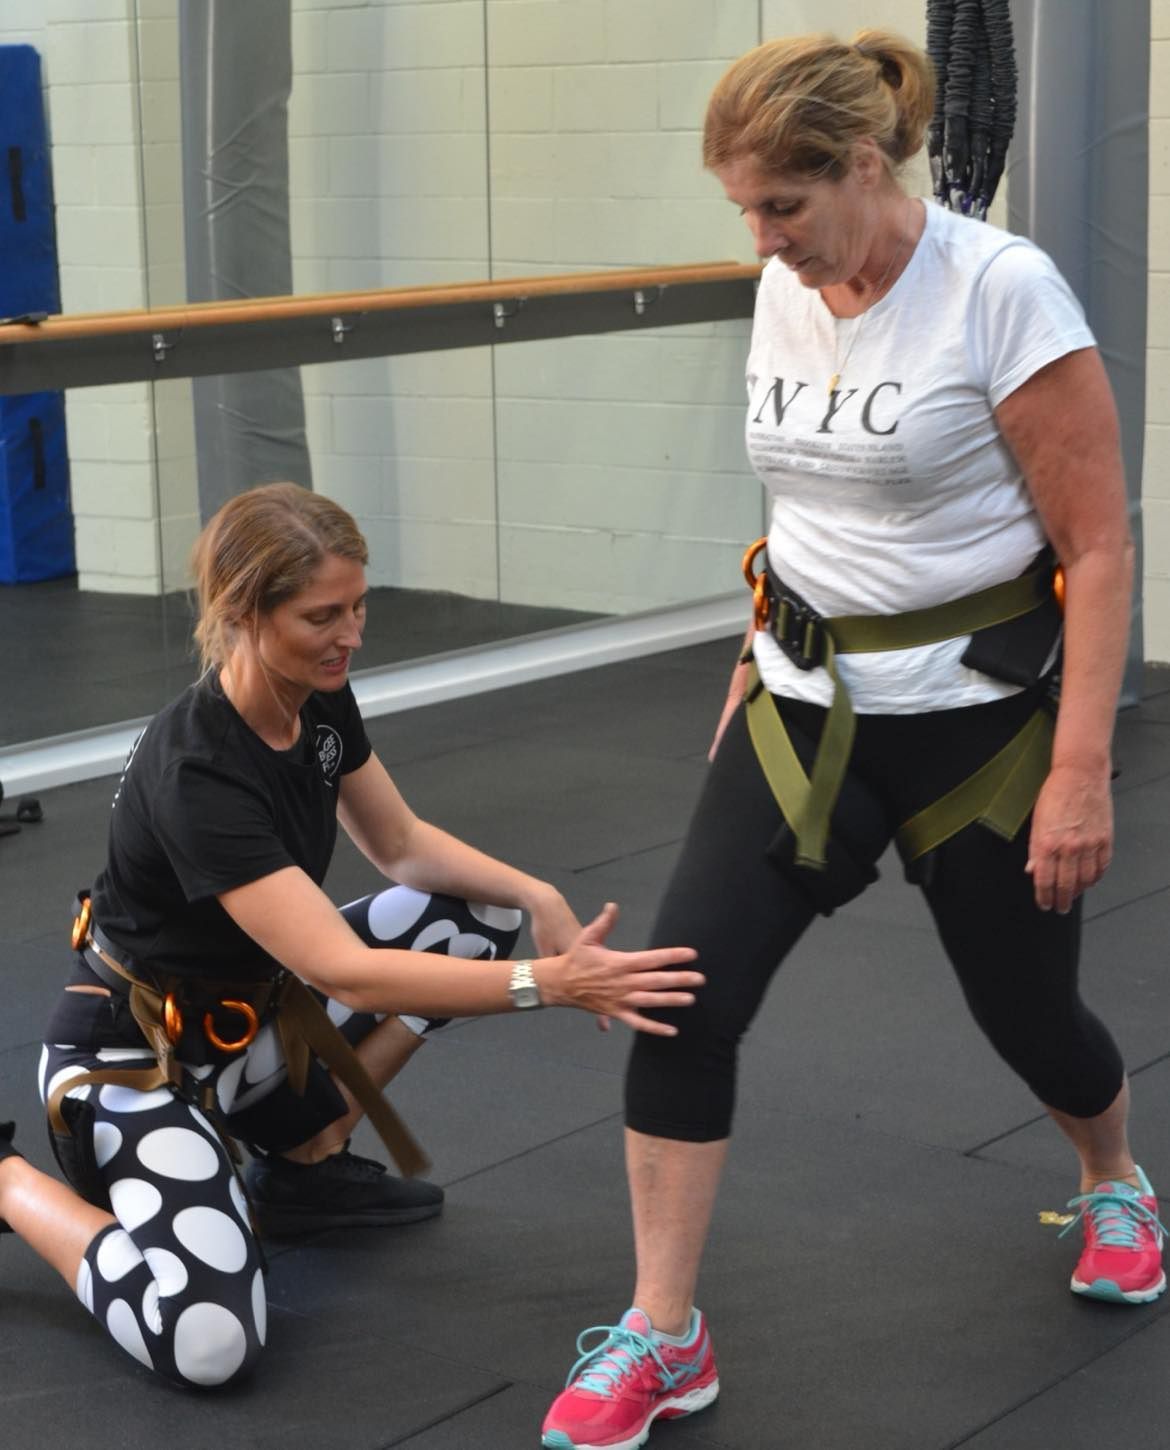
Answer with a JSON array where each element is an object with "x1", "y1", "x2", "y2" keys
[{"x1": 926, "y1": 0, "x2": 1016, "y2": 219}]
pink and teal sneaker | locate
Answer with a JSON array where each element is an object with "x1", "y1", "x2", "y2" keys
[
  {"x1": 541, "y1": 1307, "x2": 719, "y2": 1450},
  {"x1": 1065, "y1": 1165, "x2": 1167, "y2": 1304}
]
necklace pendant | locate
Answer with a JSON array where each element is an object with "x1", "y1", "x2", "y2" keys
[{"x1": 828, "y1": 371, "x2": 840, "y2": 395}]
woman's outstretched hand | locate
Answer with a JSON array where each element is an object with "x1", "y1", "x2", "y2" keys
[{"x1": 539, "y1": 902, "x2": 702, "y2": 1036}]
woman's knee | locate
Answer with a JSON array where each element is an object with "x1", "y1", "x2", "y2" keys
[{"x1": 82, "y1": 1223, "x2": 267, "y2": 1388}]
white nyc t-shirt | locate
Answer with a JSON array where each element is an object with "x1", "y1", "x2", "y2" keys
[{"x1": 747, "y1": 200, "x2": 1094, "y2": 712}]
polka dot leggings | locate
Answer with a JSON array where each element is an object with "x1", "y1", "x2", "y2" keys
[{"x1": 38, "y1": 886, "x2": 522, "y2": 1388}]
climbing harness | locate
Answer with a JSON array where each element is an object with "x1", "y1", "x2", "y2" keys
[
  {"x1": 52, "y1": 893, "x2": 430, "y2": 1179},
  {"x1": 740, "y1": 537, "x2": 1060, "y2": 874}
]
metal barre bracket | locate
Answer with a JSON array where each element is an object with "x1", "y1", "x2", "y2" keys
[{"x1": 492, "y1": 299, "x2": 525, "y2": 330}]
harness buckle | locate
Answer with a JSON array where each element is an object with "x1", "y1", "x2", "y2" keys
[{"x1": 771, "y1": 587, "x2": 825, "y2": 671}]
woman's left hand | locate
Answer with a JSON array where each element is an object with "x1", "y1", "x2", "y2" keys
[
  {"x1": 527, "y1": 883, "x2": 612, "y2": 1031},
  {"x1": 1026, "y1": 763, "x2": 1114, "y2": 913}
]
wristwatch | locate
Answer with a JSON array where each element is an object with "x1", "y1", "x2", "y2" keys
[{"x1": 508, "y1": 959, "x2": 543, "y2": 1010}]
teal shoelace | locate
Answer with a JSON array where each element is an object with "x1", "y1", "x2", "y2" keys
[
  {"x1": 565, "y1": 1323, "x2": 676, "y2": 1398},
  {"x1": 1060, "y1": 1185, "x2": 1167, "y2": 1249}
]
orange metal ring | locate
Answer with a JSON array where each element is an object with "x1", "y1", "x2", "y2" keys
[
  {"x1": 1053, "y1": 565, "x2": 1065, "y2": 614},
  {"x1": 741, "y1": 536, "x2": 770, "y2": 630},
  {"x1": 163, "y1": 992, "x2": 184, "y2": 1045},
  {"x1": 70, "y1": 897, "x2": 92, "y2": 952},
  {"x1": 203, "y1": 999, "x2": 260, "y2": 1053}
]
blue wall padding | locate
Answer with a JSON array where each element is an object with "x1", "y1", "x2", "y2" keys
[
  {"x1": 0, "y1": 392, "x2": 75, "y2": 583},
  {"x1": 0, "y1": 45, "x2": 60, "y2": 316},
  {"x1": 0, "y1": 45, "x2": 73, "y2": 583}
]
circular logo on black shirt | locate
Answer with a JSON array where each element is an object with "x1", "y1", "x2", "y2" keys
[{"x1": 315, "y1": 725, "x2": 343, "y2": 782}]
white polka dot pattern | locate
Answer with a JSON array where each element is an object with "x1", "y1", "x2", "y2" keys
[
  {"x1": 447, "y1": 931, "x2": 495, "y2": 960},
  {"x1": 173, "y1": 1205, "x2": 249, "y2": 1273},
  {"x1": 252, "y1": 1268, "x2": 267, "y2": 1346},
  {"x1": 187, "y1": 1104, "x2": 219, "y2": 1139},
  {"x1": 367, "y1": 885, "x2": 430, "y2": 939},
  {"x1": 96, "y1": 1228, "x2": 143, "y2": 1284},
  {"x1": 241, "y1": 1025, "x2": 282, "y2": 1084},
  {"x1": 109, "y1": 1177, "x2": 163, "y2": 1231},
  {"x1": 46, "y1": 885, "x2": 522, "y2": 1389},
  {"x1": 107, "y1": 1298, "x2": 154, "y2": 1369},
  {"x1": 142, "y1": 1245, "x2": 189, "y2": 1298},
  {"x1": 143, "y1": 1280, "x2": 162, "y2": 1335},
  {"x1": 46, "y1": 1064, "x2": 93, "y2": 1106},
  {"x1": 468, "y1": 902, "x2": 523, "y2": 931},
  {"x1": 229, "y1": 1174, "x2": 250, "y2": 1227},
  {"x1": 93, "y1": 1121, "x2": 123, "y2": 1168},
  {"x1": 99, "y1": 1083, "x2": 173, "y2": 1114},
  {"x1": 410, "y1": 920, "x2": 459, "y2": 953},
  {"x1": 75, "y1": 1256, "x2": 94, "y2": 1313},
  {"x1": 172, "y1": 1302, "x2": 247, "y2": 1386},
  {"x1": 214, "y1": 1055, "x2": 247, "y2": 1113},
  {"x1": 136, "y1": 1126, "x2": 220, "y2": 1181}
]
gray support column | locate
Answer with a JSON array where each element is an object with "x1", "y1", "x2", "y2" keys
[
  {"x1": 179, "y1": 0, "x2": 312, "y2": 519},
  {"x1": 1008, "y1": 0, "x2": 1149, "y2": 700}
]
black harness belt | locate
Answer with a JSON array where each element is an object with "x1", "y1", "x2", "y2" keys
[
  {"x1": 741, "y1": 539, "x2": 1058, "y2": 871},
  {"x1": 52, "y1": 902, "x2": 430, "y2": 1179}
]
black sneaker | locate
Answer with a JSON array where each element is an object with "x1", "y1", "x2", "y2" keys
[
  {"x1": 245, "y1": 1143, "x2": 444, "y2": 1238},
  {"x1": 0, "y1": 1121, "x2": 20, "y2": 1233}
]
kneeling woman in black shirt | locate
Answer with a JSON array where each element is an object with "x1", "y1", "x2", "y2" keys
[{"x1": 0, "y1": 482, "x2": 701, "y2": 1389}]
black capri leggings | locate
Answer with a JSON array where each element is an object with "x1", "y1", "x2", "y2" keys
[{"x1": 625, "y1": 686, "x2": 1124, "y2": 1142}]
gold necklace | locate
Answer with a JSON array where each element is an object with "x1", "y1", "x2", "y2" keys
[{"x1": 827, "y1": 233, "x2": 908, "y2": 395}]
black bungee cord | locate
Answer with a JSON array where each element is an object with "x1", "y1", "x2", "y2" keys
[{"x1": 925, "y1": 0, "x2": 1016, "y2": 219}]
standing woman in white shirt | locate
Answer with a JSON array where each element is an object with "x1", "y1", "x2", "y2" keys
[{"x1": 542, "y1": 29, "x2": 1157, "y2": 1450}]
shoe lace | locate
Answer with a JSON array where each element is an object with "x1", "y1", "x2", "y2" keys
[
  {"x1": 1060, "y1": 1186, "x2": 1167, "y2": 1249},
  {"x1": 329, "y1": 1147, "x2": 386, "y2": 1181},
  {"x1": 565, "y1": 1323, "x2": 676, "y2": 1398}
]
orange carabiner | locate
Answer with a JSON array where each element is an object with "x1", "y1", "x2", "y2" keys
[
  {"x1": 163, "y1": 992, "x2": 184, "y2": 1045},
  {"x1": 70, "y1": 896, "x2": 92, "y2": 952},
  {"x1": 203, "y1": 999, "x2": 260, "y2": 1053},
  {"x1": 1053, "y1": 565, "x2": 1065, "y2": 614},
  {"x1": 741, "y1": 536, "x2": 770, "y2": 630}
]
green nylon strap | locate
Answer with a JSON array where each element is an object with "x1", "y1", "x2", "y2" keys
[
  {"x1": 895, "y1": 706, "x2": 1054, "y2": 862},
  {"x1": 743, "y1": 660, "x2": 859, "y2": 871},
  {"x1": 823, "y1": 565, "x2": 1052, "y2": 655},
  {"x1": 744, "y1": 563, "x2": 1056, "y2": 869},
  {"x1": 744, "y1": 661, "x2": 812, "y2": 841}
]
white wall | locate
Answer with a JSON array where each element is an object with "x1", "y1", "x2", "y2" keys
[{"x1": 290, "y1": 0, "x2": 499, "y2": 600}]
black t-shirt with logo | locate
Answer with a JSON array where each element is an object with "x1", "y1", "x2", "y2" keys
[{"x1": 88, "y1": 673, "x2": 371, "y2": 983}]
